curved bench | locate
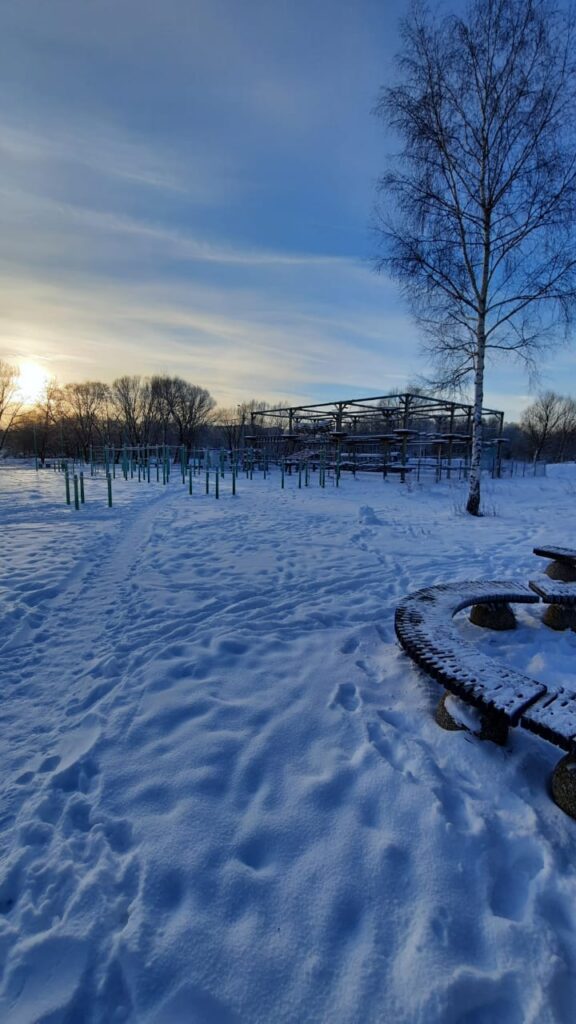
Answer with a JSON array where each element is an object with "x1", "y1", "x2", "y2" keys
[
  {"x1": 395, "y1": 580, "x2": 576, "y2": 815},
  {"x1": 394, "y1": 581, "x2": 545, "y2": 725}
]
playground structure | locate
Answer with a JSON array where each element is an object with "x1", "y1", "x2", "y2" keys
[
  {"x1": 29, "y1": 393, "x2": 548, "y2": 512},
  {"x1": 246, "y1": 393, "x2": 506, "y2": 481}
]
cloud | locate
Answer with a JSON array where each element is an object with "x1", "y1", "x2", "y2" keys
[
  {"x1": 0, "y1": 114, "x2": 233, "y2": 203},
  {"x1": 0, "y1": 184, "x2": 355, "y2": 271},
  {"x1": 0, "y1": 265, "x2": 418, "y2": 408}
]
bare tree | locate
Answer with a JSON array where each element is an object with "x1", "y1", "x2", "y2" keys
[
  {"x1": 0, "y1": 360, "x2": 22, "y2": 450},
  {"x1": 215, "y1": 406, "x2": 246, "y2": 451},
  {"x1": 521, "y1": 391, "x2": 576, "y2": 461},
  {"x1": 152, "y1": 376, "x2": 215, "y2": 452},
  {"x1": 61, "y1": 381, "x2": 110, "y2": 460},
  {"x1": 555, "y1": 396, "x2": 576, "y2": 461},
  {"x1": 374, "y1": 0, "x2": 576, "y2": 513},
  {"x1": 34, "y1": 378, "x2": 62, "y2": 464},
  {"x1": 110, "y1": 376, "x2": 156, "y2": 447}
]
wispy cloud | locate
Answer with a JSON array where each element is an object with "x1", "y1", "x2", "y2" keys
[
  {"x1": 0, "y1": 267, "x2": 417, "y2": 407},
  {"x1": 0, "y1": 186, "x2": 351, "y2": 270}
]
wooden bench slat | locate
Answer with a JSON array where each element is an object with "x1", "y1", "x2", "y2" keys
[
  {"x1": 529, "y1": 578, "x2": 576, "y2": 605},
  {"x1": 533, "y1": 546, "x2": 576, "y2": 565},
  {"x1": 522, "y1": 689, "x2": 576, "y2": 752}
]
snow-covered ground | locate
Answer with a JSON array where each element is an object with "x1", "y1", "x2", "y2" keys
[{"x1": 1, "y1": 462, "x2": 576, "y2": 1024}]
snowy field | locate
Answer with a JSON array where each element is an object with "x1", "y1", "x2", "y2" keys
[{"x1": 1, "y1": 461, "x2": 576, "y2": 1024}]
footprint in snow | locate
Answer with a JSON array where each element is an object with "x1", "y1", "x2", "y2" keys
[
  {"x1": 331, "y1": 683, "x2": 360, "y2": 712},
  {"x1": 340, "y1": 636, "x2": 360, "y2": 655},
  {"x1": 490, "y1": 846, "x2": 544, "y2": 922}
]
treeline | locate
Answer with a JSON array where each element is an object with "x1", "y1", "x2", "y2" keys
[
  {"x1": 0, "y1": 362, "x2": 278, "y2": 461},
  {"x1": 1, "y1": 360, "x2": 575, "y2": 465}
]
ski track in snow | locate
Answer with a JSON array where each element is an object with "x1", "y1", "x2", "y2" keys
[{"x1": 1, "y1": 465, "x2": 576, "y2": 1022}]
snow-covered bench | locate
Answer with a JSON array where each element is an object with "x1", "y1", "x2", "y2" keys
[
  {"x1": 394, "y1": 582, "x2": 544, "y2": 743},
  {"x1": 394, "y1": 581, "x2": 576, "y2": 816},
  {"x1": 529, "y1": 576, "x2": 576, "y2": 631},
  {"x1": 533, "y1": 545, "x2": 576, "y2": 581}
]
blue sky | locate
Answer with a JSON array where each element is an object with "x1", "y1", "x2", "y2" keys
[{"x1": 1, "y1": 0, "x2": 574, "y2": 418}]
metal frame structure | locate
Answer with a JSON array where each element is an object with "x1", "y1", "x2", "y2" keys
[
  {"x1": 247, "y1": 394, "x2": 504, "y2": 473},
  {"x1": 251, "y1": 393, "x2": 503, "y2": 435}
]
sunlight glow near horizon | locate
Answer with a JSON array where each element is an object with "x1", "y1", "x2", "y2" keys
[{"x1": 16, "y1": 360, "x2": 51, "y2": 406}]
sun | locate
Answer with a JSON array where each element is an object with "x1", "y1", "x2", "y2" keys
[{"x1": 17, "y1": 360, "x2": 51, "y2": 405}]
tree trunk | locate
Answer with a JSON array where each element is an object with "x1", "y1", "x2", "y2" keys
[{"x1": 466, "y1": 323, "x2": 486, "y2": 516}]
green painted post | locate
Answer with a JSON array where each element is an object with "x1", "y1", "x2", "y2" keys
[
  {"x1": 215, "y1": 470, "x2": 219, "y2": 499},
  {"x1": 73, "y1": 474, "x2": 80, "y2": 510},
  {"x1": 232, "y1": 464, "x2": 236, "y2": 496},
  {"x1": 205, "y1": 468, "x2": 210, "y2": 494},
  {"x1": 90, "y1": 446, "x2": 94, "y2": 477},
  {"x1": 147, "y1": 462, "x2": 151, "y2": 483},
  {"x1": 189, "y1": 468, "x2": 193, "y2": 495},
  {"x1": 65, "y1": 472, "x2": 71, "y2": 505},
  {"x1": 281, "y1": 460, "x2": 285, "y2": 489},
  {"x1": 80, "y1": 471, "x2": 85, "y2": 503},
  {"x1": 107, "y1": 473, "x2": 113, "y2": 507},
  {"x1": 111, "y1": 447, "x2": 116, "y2": 479}
]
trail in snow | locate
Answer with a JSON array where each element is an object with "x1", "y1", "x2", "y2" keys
[{"x1": 1, "y1": 464, "x2": 576, "y2": 1023}]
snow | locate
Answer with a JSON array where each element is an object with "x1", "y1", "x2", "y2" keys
[{"x1": 1, "y1": 461, "x2": 576, "y2": 1023}]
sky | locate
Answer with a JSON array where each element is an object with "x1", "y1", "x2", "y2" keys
[{"x1": 1, "y1": 0, "x2": 575, "y2": 419}]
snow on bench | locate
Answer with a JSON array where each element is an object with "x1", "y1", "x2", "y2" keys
[
  {"x1": 528, "y1": 577, "x2": 576, "y2": 605},
  {"x1": 533, "y1": 545, "x2": 576, "y2": 566},
  {"x1": 394, "y1": 581, "x2": 544, "y2": 724},
  {"x1": 533, "y1": 545, "x2": 576, "y2": 585},
  {"x1": 522, "y1": 689, "x2": 576, "y2": 752},
  {"x1": 529, "y1": 576, "x2": 576, "y2": 633}
]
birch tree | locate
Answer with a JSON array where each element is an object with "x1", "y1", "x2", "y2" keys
[{"x1": 374, "y1": 0, "x2": 576, "y2": 513}]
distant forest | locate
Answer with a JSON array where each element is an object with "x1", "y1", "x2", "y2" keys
[{"x1": 1, "y1": 362, "x2": 576, "y2": 465}]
